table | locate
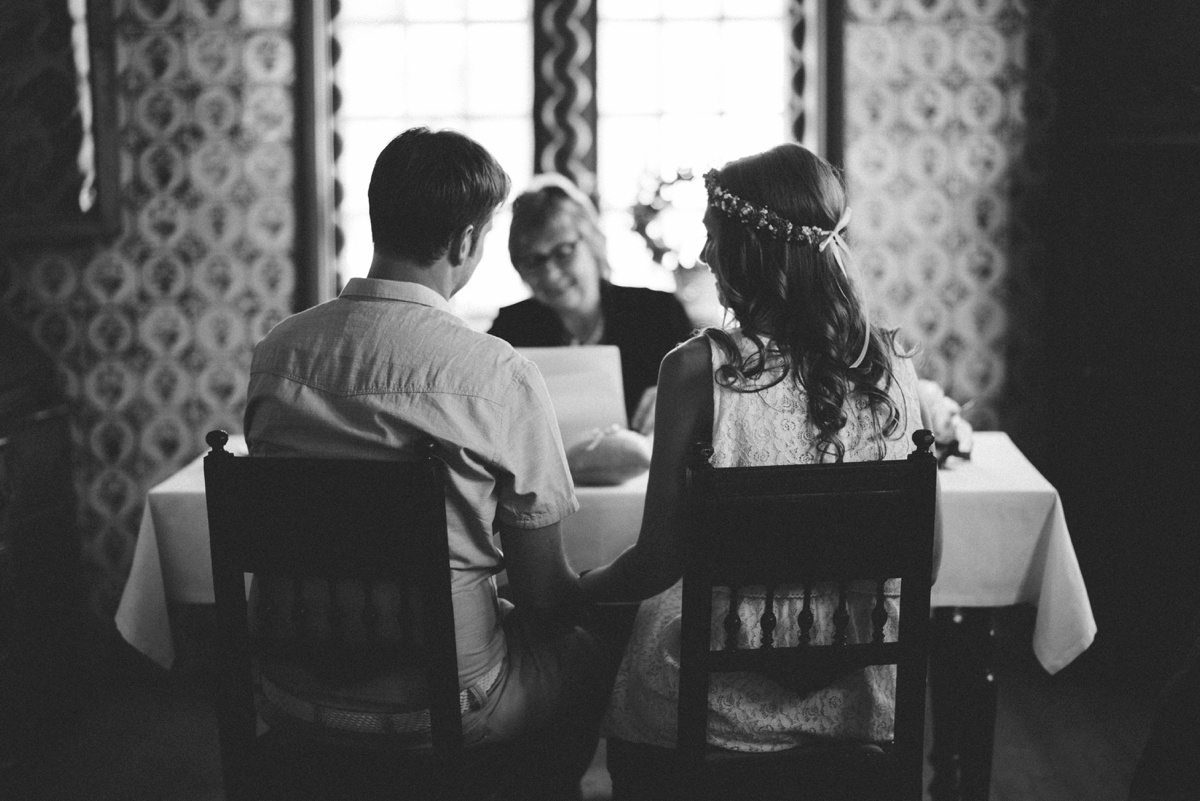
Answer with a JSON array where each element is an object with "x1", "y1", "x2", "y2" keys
[{"x1": 116, "y1": 432, "x2": 1094, "y2": 799}]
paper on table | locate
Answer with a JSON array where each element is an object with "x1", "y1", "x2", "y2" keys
[{"x1": 516, "y1": 345, "x2": 627, "y2": 449}]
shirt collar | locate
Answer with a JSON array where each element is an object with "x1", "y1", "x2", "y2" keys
[{"x1": 340, "y1": 277, "x2": 453, "y2": 314}]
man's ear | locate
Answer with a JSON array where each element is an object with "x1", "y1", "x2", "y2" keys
[{"x1": 448, "y1": 224, "x2": 475, "y2": 267}]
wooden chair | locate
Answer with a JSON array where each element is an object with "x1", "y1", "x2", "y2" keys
[
  {"x1": 616, "y1": 429, "x2": 937, "y2": 801},
  {"x1": 203, "y1": 430, "x2": 501, "y2": 801},
  {"x1": 681, "y1": 428, "x2": 937, "y2": 800}
]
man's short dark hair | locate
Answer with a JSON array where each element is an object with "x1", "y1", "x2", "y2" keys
[{"x1": 368, "y1": 127, "x2": 511, "y2": 265}]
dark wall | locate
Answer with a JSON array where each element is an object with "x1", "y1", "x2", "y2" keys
[
  {"x1": 0, "y1": 316, "x2": 82, "y2": 765},
  {"x1": 1043, "y1": 1, "x2": 1200, "y2": 671}
]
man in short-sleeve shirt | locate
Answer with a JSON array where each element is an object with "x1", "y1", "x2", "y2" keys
[{"x1": 244, "y1": 128, "x2": 614, "y2": 800}]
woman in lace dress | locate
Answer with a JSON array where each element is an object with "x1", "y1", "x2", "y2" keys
[{"x1": 578, "y1": 143, "x2": 938, "y2": 794}]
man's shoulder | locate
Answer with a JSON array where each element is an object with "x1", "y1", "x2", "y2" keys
[
  {"x1": 459, "y1": 325, "x2": 531, "y2": 366},
  {"x1": 423, "y1": 322, "x2": 541, "y2": 398},
  {"x1": 251, "y1": 304, "x2": 324, "y2": 353},
  {"x1": 252, "y1": 296, "x2": 357, "y2": 358},
  {"x1": 252, "y1": 300, "x2": 534, "y2": 399}
]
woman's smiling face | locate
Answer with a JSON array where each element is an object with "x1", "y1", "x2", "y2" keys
[{"x1": 512, "y1": 209, "x2": 602, "y2": 316}]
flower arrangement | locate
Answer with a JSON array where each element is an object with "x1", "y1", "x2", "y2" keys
[
  {"x1": 630, "y1": 168, "x2": 724, "y2": 327},
  {"x1": 916, "y1": 379, "x2": 973, "y2": 467},
  {"x1": 630, "y1": 167, "x2": 705, "y2": 271}
]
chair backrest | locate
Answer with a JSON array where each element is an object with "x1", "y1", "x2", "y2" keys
[
  {"x1": 677, "y1": 430, "x2": 937, "y2": 796},
  {"x1": 203, "y1": 430, "x2": 459, "y2": 800}
]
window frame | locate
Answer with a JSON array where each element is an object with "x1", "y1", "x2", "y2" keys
[{"x1": 294, "y1": 0, "x2": 835, "y2": 311}]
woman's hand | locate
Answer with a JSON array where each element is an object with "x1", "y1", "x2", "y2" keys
[{"x1": 630, "y1": 385, "x2": 658, "y2": 435}]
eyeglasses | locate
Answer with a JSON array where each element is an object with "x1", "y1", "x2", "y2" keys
[{"x1": 515, "y1": 239, "x2": 580, "y2": 278}]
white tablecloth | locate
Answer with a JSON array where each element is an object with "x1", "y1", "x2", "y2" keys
[
  {"x1": 933, "y1": 434, "x2": 1095, "y2": 673},
  {"x1": 115, "y1": 432, "x2": 1095, "y2": 675}
]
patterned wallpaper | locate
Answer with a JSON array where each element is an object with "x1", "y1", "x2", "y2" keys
[
  {"x1": 0, "y1": 0, "x2": 296, "y2": 618},
  {"x1": 843, "y1": 0, "x2": 1051, "y2": 446}
]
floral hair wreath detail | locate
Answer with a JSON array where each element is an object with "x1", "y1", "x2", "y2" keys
[{"x1": 703, "y1": 169, "x2": 834, "y2": 245}]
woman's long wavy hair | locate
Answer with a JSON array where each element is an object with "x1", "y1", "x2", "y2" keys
[{"x1": 705, "y1": 143, "x2": 905, "y2": 461}]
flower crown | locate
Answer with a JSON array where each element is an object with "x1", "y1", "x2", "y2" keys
[
  {"x1": 703, "y1": 168, "x2": 869, "y2": 369},
  {"x1": 703, "y1": 169, "x2": 834, "y2": 244}
]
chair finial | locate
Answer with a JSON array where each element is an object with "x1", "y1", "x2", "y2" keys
[
  {"x1": 912, "y1": 429, "x2": 935, "y2": 457},
  {"x1": 206, "y1": 430, "x2": 230, "y2": 454}
]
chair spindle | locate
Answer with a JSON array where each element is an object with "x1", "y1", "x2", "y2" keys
[
  {"x1": 724, "y1": 585, "x2": 741, "y2": 651},
  {"x1": 834, "y1": 581, "x2": 850, "y2": 647},
  {"x1": 798, "y1": 582, "x2": 813, "y2": 646},
  {"x1": 760, "y1": 587, "x2": 777, "y2": 649}
]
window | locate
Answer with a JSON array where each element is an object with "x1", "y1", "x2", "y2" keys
[
  {"x1": 333, "y1": 0, "x2": 791, "y2": 330},
  {"x1": 335, "y1": 0, "x2": 533, "y2": 329},
  {"x1": 597, "y1": 0, "x2": 790, "y2": 324}
]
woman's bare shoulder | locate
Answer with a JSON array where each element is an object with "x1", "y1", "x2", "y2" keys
[
  {"x1": 661, "y1": 332, "x2": 712, "y2": 382},
  {"x1": 655, "y1": 334, "x2": 712, "y2": 438}
]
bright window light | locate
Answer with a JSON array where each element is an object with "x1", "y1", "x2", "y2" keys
[
  {"x1": 597, "y1": 5, "x2": 789, "y2": 325},
  {"x1": 334, "y1": 2, "x2": 533, "y2": 331},
  {"x1": 335, "y1": 1, "x2": 789, "y2": 330}
]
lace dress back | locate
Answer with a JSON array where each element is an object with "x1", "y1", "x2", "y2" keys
[{"x1": 602, "y1": 330, "x2": 922, "y2": 752}]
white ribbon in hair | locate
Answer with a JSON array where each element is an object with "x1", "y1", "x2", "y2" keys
[
  {"x1": 818, "y1": 207, "x2": 870, "y2": 369},
  {"x1": 818, "y1": 207, "x2": 853, "y2": 276}
]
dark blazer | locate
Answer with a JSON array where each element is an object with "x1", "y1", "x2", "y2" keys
[{"x1": 488, "y1": 281, "x2": 696, "y2": 420}]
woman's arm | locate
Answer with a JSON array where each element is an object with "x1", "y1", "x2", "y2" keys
[{"x1": 580, "y1": 334, "x2": 713, "y2": 602}]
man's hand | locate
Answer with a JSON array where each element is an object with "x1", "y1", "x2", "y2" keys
[
  {"x1": 630, "y1": 385, "x2": 657, "y2": 436},
  {"x1": 500, "y1": 522, "x2": 584, "y2": 638}
]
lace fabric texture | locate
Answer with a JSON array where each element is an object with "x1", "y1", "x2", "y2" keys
[{"x1": 602, "y1": 330, "x2": 922, "y2": 752}]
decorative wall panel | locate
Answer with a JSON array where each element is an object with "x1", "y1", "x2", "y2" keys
[
  {"x1": 533, "y1": 0, "x2": 597, "y2": 196},
  {"x1": 0, "y1": 0, "x2": 296, "y2": 618},
  {"x1": 843, "y1": 0, "x2": 1050, "y2": 448}
]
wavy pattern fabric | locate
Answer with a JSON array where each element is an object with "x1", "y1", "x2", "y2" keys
[{"x1": 534, "y1": 0, "x2": 596, "y2": 194}]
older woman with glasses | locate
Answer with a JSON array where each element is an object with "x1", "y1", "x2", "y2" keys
[{"x1": 488, "y1": 174, "x2": 695, "y2": 435}]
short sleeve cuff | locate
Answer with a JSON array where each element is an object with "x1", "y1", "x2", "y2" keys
[{"x1": 495, "y1": 494, "x2": 580, "y2": 530}]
